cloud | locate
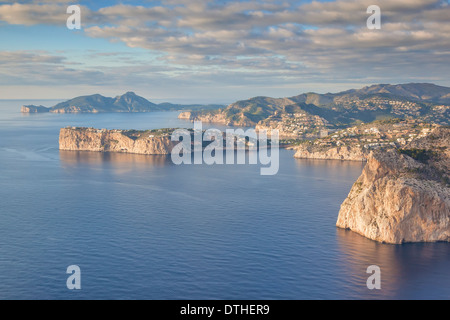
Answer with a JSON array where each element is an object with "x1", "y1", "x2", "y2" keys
[
  {"x1": 0, "y1": 0, "x2": 449, "y2": 100},
  {"x1": 0, "y1": 51, "x2": 107, "y2": 86},
  {"x1": 79, "y1": 0, "x2": 450, "y2": 68}
]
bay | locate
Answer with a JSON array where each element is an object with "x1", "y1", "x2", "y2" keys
[{"x1": 0, "y1": 100, "x2": 448, "y2": 300}]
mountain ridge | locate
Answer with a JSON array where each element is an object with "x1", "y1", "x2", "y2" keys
[
  {"x1": 180, "y1": 83, "x2": 450, "y2": 127},
  {"x1": 21, "y1": 92, "x2": 225, "y2": 113}
]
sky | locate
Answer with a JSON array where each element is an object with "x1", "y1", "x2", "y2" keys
[{"x1": 0, "y1": 0, "x2": 449, "y2": 103}]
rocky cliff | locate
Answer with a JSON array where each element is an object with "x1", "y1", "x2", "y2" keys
[
  {"x1": 336, "y1": 127, "x2": 450, "y2": 244},
  {"x1": 178, "y1": 112, "x2": 194, "y2": 120},
  {"x1": 59, "y1": 127, "x2": 176, "y2": 155},
  {"x1": 294, "y1": 144, "x2": 367, "y2": 161}
]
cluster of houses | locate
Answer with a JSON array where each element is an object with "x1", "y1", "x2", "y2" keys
[
  {"x1": 257, "y1": 112, "x2": 331, "y2": 139},
  {"x1": 67, "y1": 126, "x2": 115, "y2": 133},
  {"x1": 331, "y1": 97, "x2": 422, "y2": 114},
  {"x1": 311, "y1": 120, "x2": 438, "y2": 150}
]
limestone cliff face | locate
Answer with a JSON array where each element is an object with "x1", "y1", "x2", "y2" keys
[
  {"x1": 178, "y1": 112, "x2": 193, "y2": 120},
  {"x1": 59, "y1": 128, "x2": 175, "y2": 155},
  {"x1": 294, "y1": 145, "x2": 367, "y2": 161},
  {"x1": 336, "y1": 128, "x2": 450, "y2": 244}
]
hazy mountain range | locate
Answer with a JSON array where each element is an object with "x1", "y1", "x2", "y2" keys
[
  {"x1": 21, "y1": 92, "x2": 225, "y2": 113},
  {"x1": 21, "y1": 84, "x2": 450, "y2": 127},
  {"x1": 185, "y1": 83, "x2": 450, "y2": 126}
]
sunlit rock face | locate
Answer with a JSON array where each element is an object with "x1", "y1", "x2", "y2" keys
[
  {"x1": 59, "y1": 128, "x2": 175, "y2": 155},
  {"x1": 336, "y1": 127, "x2": 450, "y2": 244}
]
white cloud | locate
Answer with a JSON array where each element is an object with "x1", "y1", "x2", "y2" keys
[{"x1": 0, "y1": 0, "x2": 449, "y2": 99}]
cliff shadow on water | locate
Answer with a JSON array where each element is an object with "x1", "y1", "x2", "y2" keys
[
  {"x1": 59, "y1": 150, "x2": 173, "y2": 169},
  {"x1": 293, "y1": 158, "x2": 366, "y2": 181},
  {"x1": 335, "y1": 228, "x2": 450, "y2": 299}
]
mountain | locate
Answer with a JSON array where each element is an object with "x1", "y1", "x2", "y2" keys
[
  {"x1": 157, "y1": 102, "x2": 226, "y2": 112},
  {"x1": 181, "y1": 83, "x2": 450, "y2": 127},
  {"x1": 21, "y1": 92, "x2": 225, "y2": 113},
  {"x1": 108, "y1": 92, "x2": 159, "y2": 112},
  {"x1": 349, "y1": 83, "x2": 450, "y2": 104}
]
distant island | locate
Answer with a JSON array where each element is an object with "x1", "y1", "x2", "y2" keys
[{"x1": 21, "y1": 92, "x2": 224, "y2": 113}]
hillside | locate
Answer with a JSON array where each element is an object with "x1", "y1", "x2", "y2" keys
[
  {"x1": 293, "y1": 119, "x2": 440, "y2": 161},
  {"x1": 180, "y1": 83, "x2": 450, "y2": 128}
]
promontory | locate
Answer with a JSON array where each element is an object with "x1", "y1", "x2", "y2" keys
[
  {"x1": 59, "y1": 127, "x2": 177, "y2": 155},
  {"x1": 336, "y1": 126, "x2": 449, "y2": 244}
]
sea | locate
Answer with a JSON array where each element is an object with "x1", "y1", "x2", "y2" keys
[{"x1": 0, "y1": 100, "x2": 449, "y2": 300}]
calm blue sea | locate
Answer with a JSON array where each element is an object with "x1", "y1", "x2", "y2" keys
[{"x1": 0, "y1": 100, "x2": 449, "y2": 300}]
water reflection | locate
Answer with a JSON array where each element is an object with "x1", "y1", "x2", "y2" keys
[
  {"x1": 336, "y1": 228, "x2": 450, "y2": 299},
  {"x1": 293, "y1": 158, "x2": 366, "y2": 185},
  {"x1": 60, "y1": 150, "x2": 172, "y2": 169},
  {"x1": 294, "y1": 158, "x2": 366, "y2": 169}
]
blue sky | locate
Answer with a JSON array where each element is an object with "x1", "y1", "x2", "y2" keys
[{"x1": 0, "y1": 0, "x2": 449, "y2": 103}]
